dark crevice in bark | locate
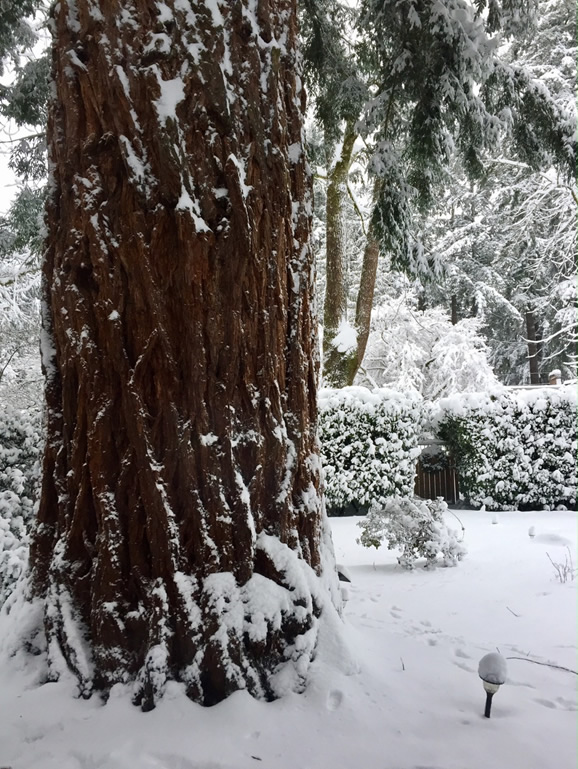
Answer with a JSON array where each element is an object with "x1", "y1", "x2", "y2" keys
[{"x1": 30, "y1": 0, "x2": 336, "y2": 710}]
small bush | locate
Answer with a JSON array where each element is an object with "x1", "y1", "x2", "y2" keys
[
  {"x1": 0, "y1": 405, "x2": 43, "y2": 606},
  {"x1": 319, "y1": 387, "x2": 424, "y2": 514},
  {"x1": 357, "y1": 496, "x2": 466, "y2": 569}
]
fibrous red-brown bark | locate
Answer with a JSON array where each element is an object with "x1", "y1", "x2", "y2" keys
[{"x1": 30, "y1": 0, "x2": 338, "y2": 710}]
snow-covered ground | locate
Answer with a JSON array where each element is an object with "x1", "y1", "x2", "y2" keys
[{"x1": 1, "y1": 509, "x2": 576, "y2": 769}]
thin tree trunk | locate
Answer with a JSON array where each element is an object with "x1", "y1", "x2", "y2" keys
[
  {"x1": 30, "y1": 0, "x2": 338, "y2": 711},
  {"x1": 354, "y1": 231, "x2": 380, "y2": 376},
  {"x1": 322, "y1": 120, "x2": 357, "y2": 386},
  {"x1": 451, "y1": 295, "x2": 458, "y2": 325},
  {"x1": 526, "y1": 310, "x2": 541, "y2": 384}
]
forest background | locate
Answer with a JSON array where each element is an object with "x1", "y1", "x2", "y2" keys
[{"x1": 0, "y1": 0, "x2": 576, "y2": 408}]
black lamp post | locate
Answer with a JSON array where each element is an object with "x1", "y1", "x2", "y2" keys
[{"x1": 478, "y1": 652, "x2": 507, "y2": 718}]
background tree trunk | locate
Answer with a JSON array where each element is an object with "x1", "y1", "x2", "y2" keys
[
  {"x1": 322, "y1": 121, "x2": 357, "y2": 386},
  {"x1": 451, "y1": 295, "x2": 458, "y2": 326},
  {"x1": 30, "y1": 0, "x2": 338, "y2": 710},
  {"x1": 322, "y1": 157, "x2": 385, "y2": 389},
  {"x1": 525, "y1": 310, "x2": 541, "y2": 384},
  {"x1": 354, "y1": 232, "x2": 379, "y2": 376}
]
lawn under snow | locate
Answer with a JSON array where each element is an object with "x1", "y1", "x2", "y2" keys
[{"x1": 1, "y1": 509, "x2": 576, "y2": 769}]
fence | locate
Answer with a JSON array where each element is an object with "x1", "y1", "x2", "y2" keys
[{"x1": 414, "y1": 442, "x2": 459, "y2": 504}]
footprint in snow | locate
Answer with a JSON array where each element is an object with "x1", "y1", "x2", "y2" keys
[
  {"x1": 531, "y1": 533, "x2": 572, "y2": 547},
  {"x1": 556, "y1": 697, "x2": 578, "y2": 711},
  {"x1": 535, "y1": 697, "x2": 578, "y2": 712},
  {"x1": 453, "y1": 660, "x2": 476, "y2": 673},
  {"x1": 454, "y1": 648, "x2": 471, "y2": 659},
  {"x1": 327, "y1": 690, "x2": 344, "y2": 711}
]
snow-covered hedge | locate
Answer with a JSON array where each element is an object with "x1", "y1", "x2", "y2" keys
[
  {"x1": 434, "y1": 387, "x2": 577, "y2": 511},
  {"x1": 0, "y1": 405, "x2": 42, "y2": 606},
  {"x1": 319, "y1": 387, "x2": 424, "y2": 514}
]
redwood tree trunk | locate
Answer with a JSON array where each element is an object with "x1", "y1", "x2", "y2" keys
[{"x1": 30, "y1": 0, "x2": 338, "y2": 710}]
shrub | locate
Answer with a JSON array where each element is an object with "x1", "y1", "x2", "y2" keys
[
  {"x1": 0, "y1": 405, "x2": 42, "y2": 606},
  {"x1": 357, "y1": 496, "x2": 466, "y2": 569},
  {"x1": 433, "y1": 387, "x2": 577, "y2": 510},
  {"x1": 319, "y1": 387, "x2": 424, "y2": 515}
]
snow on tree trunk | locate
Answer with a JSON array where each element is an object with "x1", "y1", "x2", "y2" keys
[
  {"x1": 525, "y1": 310, "x2": 541, "y2": 384},
  {"x1": 322, "y1": 121, "x2": 357, "y2": 387},
  {"x1": 30, "y1": 0, "x2": 338, "y2": 710},
  {"x1": 323, "y1": 157, "x2": 382, "y2": 388},
  {"x1": 354, "y1": 231, "x2": 379, "y2": 378}
]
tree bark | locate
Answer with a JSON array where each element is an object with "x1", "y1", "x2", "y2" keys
[
  {"x1": 322, "y1": 120, "x2": 357, "y2": 386},
  {"x1": 525, "y1": 310, "x2": 541, "y2": 384},
  {"x1": 451, "y1": 294, "x2": 458, "y2": 325},
  {"x1": 30, "y1": 0, "x2": 338, "y2": 710},
  {"x1": 354, "y1": 231, "x2": 380, "y2": 377}
]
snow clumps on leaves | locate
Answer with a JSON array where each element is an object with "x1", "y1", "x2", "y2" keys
[
  {"x1": 357, "y1": 496, "x2": 466, "y2": 570},
  {"x1": 319, "y1": 387, "x2": 424, "y2": 514},
  {"x1": 0, "y1": 405, "x2": 42, "y2": 607},
  {"x1": 434, "y1": 387, "x2": 577, "y2": 511}
]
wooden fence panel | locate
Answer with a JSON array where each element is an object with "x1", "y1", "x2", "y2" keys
[{"x1": 414, "y1": 457, "x2": 459, "y2": 504}]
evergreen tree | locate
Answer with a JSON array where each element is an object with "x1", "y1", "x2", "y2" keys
[
  {"x1": 304, "y1": 0, "x2": 576, "y2": 387},
  {"x1": 420, "y1": 0, "x2": 577, "y2": 383},
  {"x1": 0, "y1": 0, "x2": 49, "y2": 201}
]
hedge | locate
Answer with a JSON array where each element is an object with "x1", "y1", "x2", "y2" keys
[
  {"x1": 0, "y1": 405, "x2": 42, "y2": 606},
  {"x1": 319, "y1": 387, "x2": 424, "y2": 514},
  {"x1": 433, "y1": 387, "x2": 577, "y2": 510}
]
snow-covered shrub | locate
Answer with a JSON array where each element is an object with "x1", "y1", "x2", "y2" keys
[
  {"x1": 359, "y1": 299, "x2": 500, "y2": 399},
  {"x1": 434, "y1": 387, "x2": 577, "y2": 510},
  {"x1": 357, "y1": 496, "x2": 466, "y2": 569},
  {"x1": 0, "y1": 405, "x2": 42, "y2": 606},
  {"x1": 319, "y1": 387, "x2": 424, "y2": 514}
]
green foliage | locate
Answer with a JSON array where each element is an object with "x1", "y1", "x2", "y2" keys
[
  {"x1": 0, "y1": 0, "x2": 38, "y2": 67},
  {"x1": 357, "y1": 496, "x2": 466, "y2": 569},
  {"x1": 1, "y1": 53, "x2": 49, "y2": 126},
  {"x1": 0, "y1": 185, "x2": 45, "y2": 255},
  {"x1": 435, "y1": 388, "x2": 577, "y2": 510},
  {"x1": 0, "y1": 2, "x2": 48, "y2": 254},
  {"x1": 355, "y1": 0, "x2": 576, "y2": 275},
  {"x1": 319, "y1": 387, "x2": 424, "y2": 514},
  {"x1": 301, "y1": 0, "x2": 367, "y2": 151}
]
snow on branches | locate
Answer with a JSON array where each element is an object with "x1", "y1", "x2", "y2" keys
[
  {"x1": 319, "y1": 386, "x2": 424, "y2": 514},
  {"x1": 434, "y1": 386, "x2": 577, "y2": 510}
]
